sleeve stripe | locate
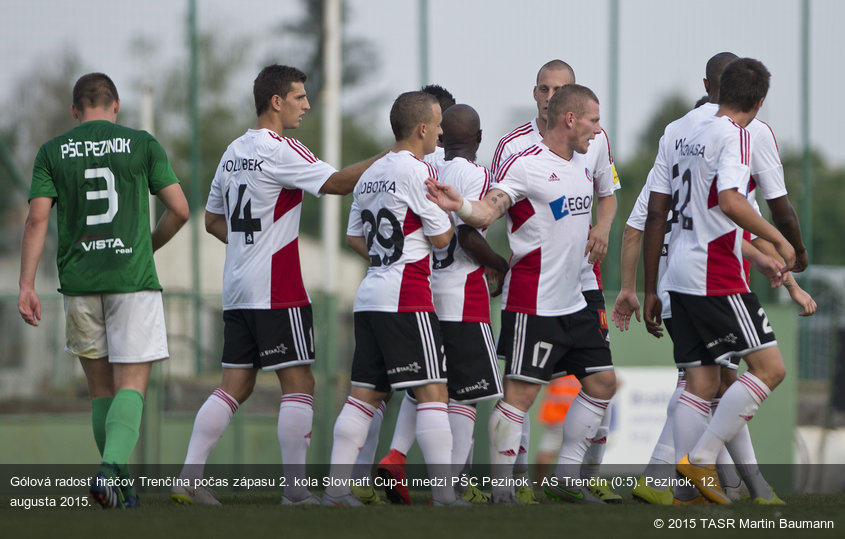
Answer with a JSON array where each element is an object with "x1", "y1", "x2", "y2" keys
[{"x1": 285, "y1": 138, "x2": 318, "y2": 163}]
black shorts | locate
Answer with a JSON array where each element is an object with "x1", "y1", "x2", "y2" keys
[
  {"x1": 441, "y1": 321, "x2": 503, "y2": 403},
  {"x1": 583, "y1": 289, "x2": 610, "y2": 344},
  {"x1": 221, "y1": 306, "x2": 315, "y2": 371},
  {"x1": 496, "y1": 308, "x2": 612, "y2": 384},
  {"x1": 351, "y1": 311, "x2": 447, "y2": 393},
  {"x1": 669, "y1": 292, "x2": 777, "y2": 368}
]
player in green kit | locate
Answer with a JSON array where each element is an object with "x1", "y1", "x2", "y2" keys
[{"x1": 18, "y1": 73, "x2": 189, "y2": 509}]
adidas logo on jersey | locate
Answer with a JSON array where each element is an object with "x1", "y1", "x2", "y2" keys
[{"x1": 548, "y1": 172, "x2": 560, "y2": 182}]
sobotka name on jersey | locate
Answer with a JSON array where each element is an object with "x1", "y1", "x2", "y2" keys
[{"x1": 60, "y1": 138, "x2": 131, "y2": 159}]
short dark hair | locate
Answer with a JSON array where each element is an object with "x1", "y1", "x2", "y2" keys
[
  {"x1": 253, "y1": 64, "x2": 307, "y2": 116},
  {"x1": 390, "y1": 91, "x2": 439, "y2": 141},
  {"x1": 719, "y1": 58, "x2": 770, "y2": 112},
  {"x1": 72, "y1": 73, "x2": 119, "y2": 111},
  {"x1": 421, "y1": 84, "x2": 455, "y2": 113},
  {"x1": 536, "y1": 59, "x2": 575, "y2": 84},
  {"x1": 547, "y1": 84, "x2": 598, "y2": 127},
  {"x1": 705, "y1": 52, "x2": 738, "y2": 91}
]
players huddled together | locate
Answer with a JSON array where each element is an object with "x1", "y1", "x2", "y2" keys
[{"x1": 19, "y1": 53, "x2": 814, "y2": 509}]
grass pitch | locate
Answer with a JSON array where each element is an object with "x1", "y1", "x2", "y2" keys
[{"x1": 2, "y1": 490, "x2": 843, "y2": 539}]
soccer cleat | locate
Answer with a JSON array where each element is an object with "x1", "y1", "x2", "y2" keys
[
  {"x1": 677, "y1": 455, "x2": 731, "y2": 505},
  {"x1": 724, "y1": 479, "x2": 750, "y2": 501},
  {"x1": 673, "y1": 495, "x2": 710, "y2": 505},
  {"x1": 170, "y1": 484, "x2": 222, "y2": 506},
  {"x1": 122, "y1": 492, "x2": 141, "y2": 508},
  {"x1": 589, "y1": 483, "x2": 623, "y2": 504},
  {"x1": 90, "y1": 472, "x2": 125, "y2": 509},
  {"x1": 321, "y1": 492, "x2": 364, "y2": 507},
  {"x1": 431, "y1": 496, "x2": 473, "y2": 506},
  {"x1": 351, "y1": 484, "x2": 386, "y2": 505},
  {"x1": 544, "y1": 479, "x2": 605, "y2": 505},
  {"x1": 514, "y1": 485, "x2": 539, "y2": 505},
  {"x1": 753, "y1": 492, "x2": 785, "y2": 505},
  {"x1": 376, "y1": 449, "x2": 411, "y2": 505},
  {"x1": 281, "y1": 493, "x2": 321, "y2": 505},
  {"x1": 491, "y1": 490, "x2": 523, "y2": 505},
  {"x1": 461, "y1": 484, "x2": 490, "y2": 504},
  {"x1": 632, "y1": 476, "x2": 673, "y2": 505}
]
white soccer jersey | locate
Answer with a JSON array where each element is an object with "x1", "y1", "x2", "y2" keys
[
  {"x1": 206, "y1": 129, "x2": 335, "y2": 310},
  {"x1": 430, "y1": 157, "x2": 494, "y2": 322},
  {"x1": 423, "y1": 145, "x2": 445, "y2": 166},
  {"x1": 650, "y1": 113, "x2": 752, "y2": 297},
  {"x1": 492, "y1": 119, "x2": 620, "y2": 291},
  {"x1": 348, "y1": 150, "x2": 452, "y2": 313},
  {"x1": 494, "y1": 143, "x2": 594, "y2": 316}
]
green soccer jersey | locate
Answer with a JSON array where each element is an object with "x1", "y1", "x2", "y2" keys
[{"x1": 29, "y1": 120, "x2": 180, "y2": 295}]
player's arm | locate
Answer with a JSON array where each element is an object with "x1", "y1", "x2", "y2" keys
[
  {"x1": 18, "y1": 197, "x2": 52, "y2": 327},
  {"x1": 205, "y1": 211, "x2": 228, "y2": 244},
  {"x1": 425, "y1": 179, "x2": 511, "y2": 229},
  {"x1": 741, "y1": 238, "x2": 786, "y2": 288},
  {"x1": 346, "y1": 235, "x2": 370, "y2": 262},
  {"x1": 151, "y1": 183, "x2": 190, "y2": 252},
  {"x1": 458, "y1": 225, "x2": 509, "y2": 297},
  {"x1": 643, "y1": 192, "x2": 671, "y2": 338},
  {"x1": 428, "y1": 226, "x2": 454, "y2": 250},
  {"x1": 585, "y1": 193, "x2": 617, "y2": 264},
  {"x1": 319, "y1": 150, "x2": 389, "y2": 195},
  {"x1": 765, "y1": 195, "x2": 808, "y2": 273},
  {"x1": 611, "y1": 225, "x2": 643, "y2": 331},
  {"x1": 719, "y1": 188, "x2": 795, "y2": 271}
]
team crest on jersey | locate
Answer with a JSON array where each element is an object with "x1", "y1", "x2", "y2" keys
[
  {"x1": 585, "y1": 168, "x2": 593, "y2": 182},
  {"x1": 548, "y1": 172, "x2": 560, "y2": 182}
]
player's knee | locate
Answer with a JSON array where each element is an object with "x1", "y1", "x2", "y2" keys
[{"x1": 580, "y1": 370, "x2": 616, "y2": 400}]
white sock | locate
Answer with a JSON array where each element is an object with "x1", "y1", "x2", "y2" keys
[
  {"x1": 554, "y1": 391, "x2": 609, "y2": 481},
  {"x1": 643, "y1": 383, "x2": 685, "y2": 481},
  {"x1": 416, "y1": 401, "x2": 454, "y2": 504},
  {"x1": 726, "y1": 423, "x2": 773, "y2": 499},
  {"x1": 448, "y1": 400, "x2": 476, "y2": 478},
  {"x1": 278, "y1": 393, "x2": 314, "y2": 500},
  {"x1": 179, "y1": 388, "x2": 238, "y2": 481},
  {"x1": 389, "y1": 393, "x2": 418, "y2": 455},
  {"x1": 513, "y1": 418, "x2": 530, "y2": 477},
  {"x1": 488, "y1": 401, "x2": 525, "y2": 498},
  {"x1": 581, "y1": 405, "x2": 611, "y2": 479},
  {"x1": 690, "y1": 373, "x2": 771, "y2": 465},
  {"x1": 711, "y1": 399, "x2": 742, "y2": 490},
  {"x1": 672, "y1": 390, "x2": 710, "y2": 500},
  {"x1": 325, "y1": 397, "x2": 376, "y2": 497},
  {"x1": 353, "y1": 402, "x2": 385, "y2": 481}
]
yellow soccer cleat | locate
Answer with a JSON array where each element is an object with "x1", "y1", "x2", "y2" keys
[
  {"x1": 352, "y1": 483, "x2": 386, "y2": 505},
  {"x1": 589, "y1": 483, "x2": 623, "y2": 504},
  {"x1": 673, "y1": 495, "x2": 710, "y2": 505},
  {"x1": 461, "y1": 484, "x2": 491, "y2": 504},
  {"x1": 753, "y1": 492, "x2": 786, "y2": 505},
  {"x1": 677, "y1": 454, "x2": 731, "y2": 505},
  {"x1": 632, "y1": 475, "x2": 673, "y2": 505},
  {"x1": 515, "y1": 484, "x2": 540, "y2": 505}
]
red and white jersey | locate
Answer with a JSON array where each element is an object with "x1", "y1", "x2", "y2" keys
[
  {"x1": 347, "y1": 150, "x2": 452, "y2": 313},
  {"x1": 423, "y1": 145, "x2": 445, "y2": 166},
  {"x1": 492, "y1": 119, "x2": 620, "y2": 291},
  {"x1": 494, "y1": 143, "x2": 594, "y2": 316},
  {"x1": 650, "y1": 113, "x2": 753, "y2": 297},
  {"x1": 206, "y1": 129, "x2": 334, "y2": 310},
  {"x1": 430, "y1": 157, "x2": 494, "y2": 323}
]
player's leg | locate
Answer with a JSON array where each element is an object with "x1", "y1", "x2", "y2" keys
[
  {"x1": 375, "y1": 390, "x2": 417, "y2": 504},
  {"x1": 490, "y1": 379, "x2": 542, "y2": 503},
  {"x1": 79, "y1": 357, "x2": 115, "y2": 456},
  {"x1": 351, "y1": 401, "x2": 387, "y2": 504},
  {"x1": 276, "y1": 364, "x2": 317, "y2": 504}
]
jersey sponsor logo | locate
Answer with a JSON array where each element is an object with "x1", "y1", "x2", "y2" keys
[
  {"x1": 585, "y1": 168, "x2": 593, "y2": 182},
  {"x1": 221, "y1": 158, "x2": 264, "y2": 172},
  {"x1": 549, "y1": 194, "x2": 592, "y2": 220},
  {"x1": 611, "y1": 164, "x2": 619, "y2": 184},
  {"x1": 79, "y1": 237, "x2": 133, "y2": 255},
  {"x1": 674, "y1": 138, "x2": 706, "y2": 157},
  {"x1": 60, "y1": 138, "x2": 131, "y2": 159},
  {"x1": 357, "y1": 179, "x2": 396, "y2": 195},
  {"x1": 386, "y1": 361, "x2": 422, "y2": 376}
]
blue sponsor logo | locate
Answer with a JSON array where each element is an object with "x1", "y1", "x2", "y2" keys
[
  {"x1": 549, "y1": 194, "x2": 593, "y2": 220},
  {"x1": 549, "y1": 196, "x2": 569, "y2": 220}
]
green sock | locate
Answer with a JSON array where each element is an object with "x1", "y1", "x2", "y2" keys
[
  {"x1": 91, "y1": 397, "x2": 113, "y2": 457},
  {"x1": 101, "y1": 389, "x2": 144, "y2": 467}
]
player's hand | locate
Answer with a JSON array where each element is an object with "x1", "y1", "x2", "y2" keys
[
  {"x1": 752, "y1": 252, "x2": 787, "y2": 288},
  {"x1": 791, "y1": 248, "x2": 809, "y2": 274},
  {"x1": 786, "y1": 279, "x2": 817, "y2": 316},
  {"x1": 484, "y1": 265, "x2": 506, "y2": 297},
  {"x1": 18, "y1": 287, "x2": 42, "y2": 327},
  {"x1": 584, "y1": 224, "x2": 610, "y2": 264},
  {"x1": 643, "y1": 292, "x2": 664, "y2": 338},
  {"x1": 611, "y1": 289, "x2": 641, "y2": 331},
  {"x1": 425, "y1": 178, "x2": 462, "y2": 212},
  {"x1": 774, "y1": 239, "x2": 796, "y2": 277}
]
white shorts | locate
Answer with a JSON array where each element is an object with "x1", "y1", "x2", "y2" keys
[{"x1": 63, "y1": 291, "x2": 169, "y2": 363}]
